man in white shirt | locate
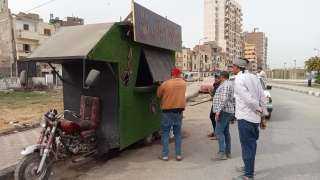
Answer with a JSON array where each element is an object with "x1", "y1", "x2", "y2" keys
[{"x1": 232, "y1": 59, "x2": 268, "y2": 180}]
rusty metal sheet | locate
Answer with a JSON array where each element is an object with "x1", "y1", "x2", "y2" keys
[{"x1": 133, "y1": 2, "x2": 182, "y2": 51}]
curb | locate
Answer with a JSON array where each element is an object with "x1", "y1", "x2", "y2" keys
[
  {"x1": 271, "y1": 84, "x2": 320, "y2": 98},
  {"x1": 0, "y1": 123, "x2": 40, "y2": 137}
]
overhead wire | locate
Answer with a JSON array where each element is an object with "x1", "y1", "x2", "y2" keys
[{"x1": 25, "y1": 0, "x2": 58, "y2": 13}]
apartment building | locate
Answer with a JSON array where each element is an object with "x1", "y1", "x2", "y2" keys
[
  {"x1": 0, "y1": 2, "x2": 85, "y2": 77},
  {"x1": 225, "y1": 0, "x2": 243, "y2": 64},
  {"x1": 244, "y1": 28, "x2": 268, "y2": 69},
  {"x1": 244, "y1": 43, "x2": 258, "y2": 72},
  {"x1": 193, "y1": 41, "x2": 227, "y2": 76},
  {"x1": 175, "y1": 48, "x2": 194, "y2": 72},
  {"x1": 14, "y1": 13, "x2": 57, "y2": 61},
  {"x1": 0, "y1": 0, "x2": 14, "y2": 76},
  {"x1": 49, "y1": 15, "x2": 84, "y2": 27},
  {"x1": 204, "y1": 0, "x2": 243, "y2": 65}
]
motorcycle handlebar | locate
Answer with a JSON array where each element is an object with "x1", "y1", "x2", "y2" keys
[{"x1": 63, "y1": 110, "x2": 81, "y2": 118}]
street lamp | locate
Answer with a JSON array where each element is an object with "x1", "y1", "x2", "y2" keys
[
  {"x1": 197, "y1": 37, "x2": 207, "y2": 82},
  {"x1": 293, "y1": 60, "x2": 297, "y2": 79}
]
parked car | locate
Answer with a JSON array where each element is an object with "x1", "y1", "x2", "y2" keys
[
  {"x1": 259, "y1": 77, "x2": 273, "y2": 119},
  {"x1": 199, "y1": 77, "x2": 215, "y2": 93},
  {"x1": 183, "y1": 72, "x2": 203, "y2": 82}
]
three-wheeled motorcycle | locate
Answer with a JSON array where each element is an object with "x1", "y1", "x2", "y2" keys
[{"x1": 14, "y1": 2, "x2": 182, "y2": 179}]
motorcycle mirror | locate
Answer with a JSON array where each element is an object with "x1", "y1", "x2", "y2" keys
[
  {"x1": 19, "y1": 70, "x2": 27, "y2": 86},
  {"x1": 85, "y1": 69, "x2": 100, "y2": 88}
]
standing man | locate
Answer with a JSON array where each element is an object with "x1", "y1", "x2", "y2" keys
[
  {"x1": 307, "y1": 72, "x2": 313, "y2": 87},
  {"x1": 212, "y1": 71, "x2": 235, "y2": 160},
  {"x1": 157, "y1": 68, "x2": 186, "y2": 161},
  {"x1": 232, "y1": 59, "x2": 268, "y2": 180},
  {"x1": 208, "y1": 73, "x2": 221, "y2": 140},
  {"x1": 257, "y1": 67, "x2": 267, "y2": 83}
]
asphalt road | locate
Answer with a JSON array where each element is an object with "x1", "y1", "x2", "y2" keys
[{"x1": 52, "y1": 88, "x2": 320, "y2": 180}]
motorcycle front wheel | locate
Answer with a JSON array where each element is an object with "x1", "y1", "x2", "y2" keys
[{"x1": 14, "y1": 153, "x2": 53, "y2": 180}]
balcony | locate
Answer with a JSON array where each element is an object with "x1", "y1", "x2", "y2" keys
[{"x1": 16, "y1": 30, "x2": 46, "y2": 41}]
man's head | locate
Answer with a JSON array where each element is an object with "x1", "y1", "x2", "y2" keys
[
  {"x1": 227, "y1": 65, "x2": 233, "y2": 73},
  {"x1": 232, "y1": 58, "x2": 248, "y2": 75},
  {"x1": 214, "y1": 72, "x2": 221, "y2": 83},
  {"x1": 171, "y1": 67, "x2": 182, "y2": 78},
  {"x1": 219, "y1": 71, "x2": 230, "y2": 81}
]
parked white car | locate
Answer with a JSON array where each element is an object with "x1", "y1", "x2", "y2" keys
[{"x1": 259, "y1": 77, "x2": 273, "y2": 119}]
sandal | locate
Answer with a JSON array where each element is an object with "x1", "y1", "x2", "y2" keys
[{"x1": 158, "y1": 156, "x2": 169, "y2": 161}]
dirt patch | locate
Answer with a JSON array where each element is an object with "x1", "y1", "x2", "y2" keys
[{"x1": 0, "y1": 90, "x2": 63, "y2": 131}]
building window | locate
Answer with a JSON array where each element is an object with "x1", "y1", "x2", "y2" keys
[
  {"x1": 23, "y1": 24, "x2": 29, "y2": 31},
  {"x1": 23, "y1": 44, "x2": 31, "y2": 53},
  {"x1": 44, "y1": 29, "x2": 51, "y2": 36}
]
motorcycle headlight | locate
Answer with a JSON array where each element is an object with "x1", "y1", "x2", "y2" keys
[{"x1": 40, "y1": 118, "x2": 47, "y2": 128}]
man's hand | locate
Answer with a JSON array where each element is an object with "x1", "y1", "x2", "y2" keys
[
  {"x1": 215, "y1": 112, "x2": 220, "y2": 122},
  {"x1": 260, "y1": 117, "x2": 267, "y2": 130}
]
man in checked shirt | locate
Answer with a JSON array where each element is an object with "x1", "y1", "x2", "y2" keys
[{"x1": 212, "y1": 71, "x2": 235, "y2": 160}]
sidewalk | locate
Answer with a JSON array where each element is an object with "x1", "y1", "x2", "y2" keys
[
  {"x1": 269, "y1": 81, "x2": 320, "y2": 97},
  {"x1": 0, "y1": 83, "x2": 200, "y2": 179}
]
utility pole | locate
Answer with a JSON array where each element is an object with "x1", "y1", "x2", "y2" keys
[
  {"x1": 283, "y1": 62, "x2": 287, "y2": 79},
  {"x1": 9, "y1": 12, "x2": 18, "y2": 77},
  {"x1": 293, "y1": 59, "x2": 297, "y2": 79}
]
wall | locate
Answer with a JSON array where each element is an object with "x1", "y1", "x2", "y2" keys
[{"x1": 267, "y1": 69, "x2": 306, "y2": 80}]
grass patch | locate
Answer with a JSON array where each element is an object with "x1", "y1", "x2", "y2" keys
[{"x1": 0, "y1": 90, "x2": 63, "y2": 131}]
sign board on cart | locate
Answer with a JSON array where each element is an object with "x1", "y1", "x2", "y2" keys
[{"x1": 132, "y1": 2, "x2": 182, "y2": 51}]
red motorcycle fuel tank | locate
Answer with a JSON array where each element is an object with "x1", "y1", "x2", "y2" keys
[{"x1": 59, "y1": 120, "x2": 81, "y2": 134}]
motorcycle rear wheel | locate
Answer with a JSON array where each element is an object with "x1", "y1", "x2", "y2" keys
[{"x1": 14, "y1": 153, "x2": 52, "y2": 180}]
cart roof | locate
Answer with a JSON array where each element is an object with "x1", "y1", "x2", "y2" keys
[{"x1": 27, "y1": 23, "x2": 114, "y2": 62}]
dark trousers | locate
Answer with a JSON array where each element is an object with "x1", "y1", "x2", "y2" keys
[
  {"x1": 209, "y1": 107, "x2": 216, "y2": 133},
  {"x1": 238, "y1": 119, "x2": 260, "y2": 178},
  {"x1": 215, "y1": 111, "x2": 232, "y2": 153}
]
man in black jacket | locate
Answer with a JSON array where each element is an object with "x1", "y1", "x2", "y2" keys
[{"x1": 208, "y1": 73, "x2": 221, "y2": 140}]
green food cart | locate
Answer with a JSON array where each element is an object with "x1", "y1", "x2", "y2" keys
[{"x1": 24, "y1": 2, "x2": 182, "y2": 153}]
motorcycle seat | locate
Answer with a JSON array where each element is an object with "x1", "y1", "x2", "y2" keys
[
  {"x1": 76, "y1": 120, "x2": 95, "y2": 131},
  {"x1": 60, "y1": 119, "x2": 95, "y2": 132}
]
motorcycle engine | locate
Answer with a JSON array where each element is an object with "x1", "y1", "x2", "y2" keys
[{"x1": 60, "y1": 134, "x2": 96, "y2": 155}]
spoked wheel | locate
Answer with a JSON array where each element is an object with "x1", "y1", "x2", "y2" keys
[{"x1": 14, "y1": 153, "x2": 52, "y2": 180}]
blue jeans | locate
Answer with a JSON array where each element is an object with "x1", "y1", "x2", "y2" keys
[
  {"x1": 238, "y1": 119, "x2": 260, "y2": 178},
  {"x1": 161, "y1": 112, "x2": 182, "y2": 157},
  {"x1": 215, "y1": 111, "x2": 232, "y2": 154}
]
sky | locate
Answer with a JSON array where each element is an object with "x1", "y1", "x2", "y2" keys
[{"x1": 8, "y1": 0, "x2": 320, "y2": 68}]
